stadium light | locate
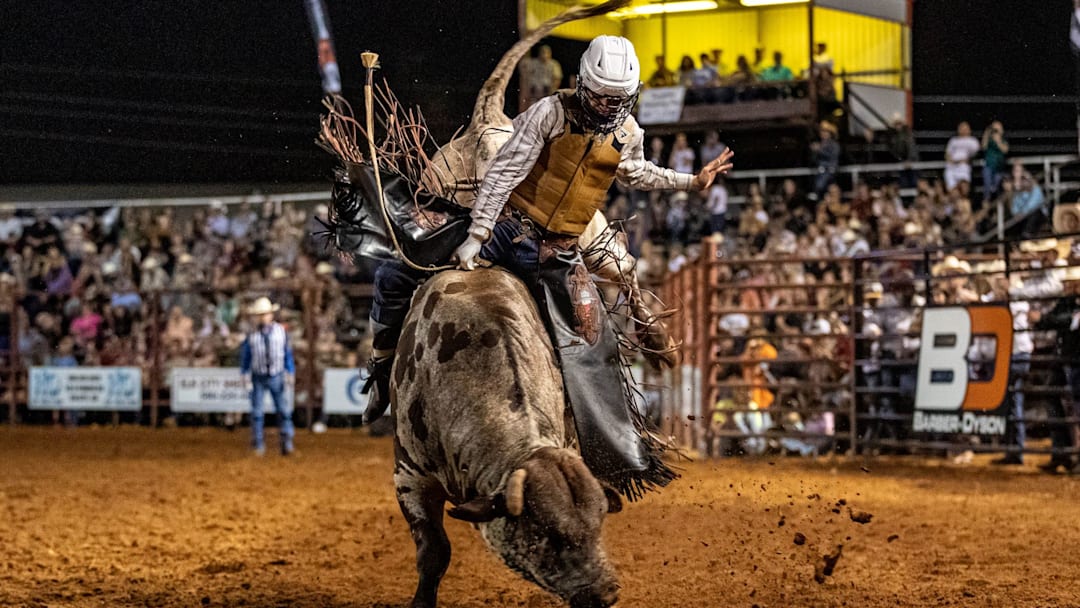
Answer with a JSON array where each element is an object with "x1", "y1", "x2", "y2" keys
[
  {"x1": 739, "y1": 0, "x2": 810, "y2": 6},
  {"x1": 608, "y1": 1, "x2": 719, "y2": 19}
]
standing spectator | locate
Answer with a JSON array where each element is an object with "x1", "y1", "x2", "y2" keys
[
  {"x1": 646, "y1": 54, "x2": 676, "y2": 88},
  {"x1": 43, "y1": 247, "x2": 73, "y2": 300},
  {"x1": 705, "y1": 180, "x2": 729, "y2": 235},
  {"x1": 885, "y1": 112, "x2": 919, "y2": 188},
  {"x1": 520, "y1": 45, "x2": 563, "y2": 108},
  {"x1": 700, "y1": 131, "x2": 726, "y2": 169},
  {"x1": 984, "y1": 273, "x2": 1033, "y2": 466},
  {"x1": 1031, "y1": 265, "x2": 1080, "y2": 473},
  {"x1": 811, "y1": 121, "x2": 841, "y2": 198},
  {"x1": 981, "y1": 121, "x2": 1009, "y2": 207},
  {"x1": 239, "y1": 297, "x2": 295, "y2": 457},
  {"x1": 668, "y1": 132, "x2": 696, "y2": 174},
  {"x1": 944, "y1": 121, "x2": 980, "y2": 191},
  {"x1": 0, "y1": 205, "x2": 23, "y2": 250}
]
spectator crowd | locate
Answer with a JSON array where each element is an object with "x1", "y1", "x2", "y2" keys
[{"x1": 0, "y1": 200, "x2": 370, "y2": 424}]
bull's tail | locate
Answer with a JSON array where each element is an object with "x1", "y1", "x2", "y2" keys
[{"x1": 469, "y1": 0, "x2": 632, "y2": 128}]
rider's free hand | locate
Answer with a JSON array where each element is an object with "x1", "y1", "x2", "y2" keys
[{"x1": 692, "y1": 148, "x2": 735, "y2": 191}]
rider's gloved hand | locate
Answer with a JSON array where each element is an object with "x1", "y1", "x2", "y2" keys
[{"x1": 453, "y1": 225, "x2": 491, "y2": 271}]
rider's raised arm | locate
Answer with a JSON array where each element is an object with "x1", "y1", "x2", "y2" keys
[
  {"x1": 614, "y1": 121, "x2": 694, "y2": 192},
  {"x1": 469, "y1": 95, "x2": 566, "y2": 234}
]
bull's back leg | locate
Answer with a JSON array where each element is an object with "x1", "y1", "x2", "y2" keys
[{"x1": 394, "y1": 462, "x2": 451, "y2": 608}]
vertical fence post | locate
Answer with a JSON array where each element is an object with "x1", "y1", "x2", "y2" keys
[
  {"x1": 304, "y1": 287, "x2": 317, "y2": 429},
  {"x1": 849, "y1": 257, "x2": 862, "y2": 457},
  {"x1": 8, "y1": 289, "x2": 19, "y2": 425},
  {"x1": 149, "y1": 292, "x2": 162, "y2": 428}
]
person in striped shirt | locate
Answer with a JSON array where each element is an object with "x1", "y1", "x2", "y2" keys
[{"x1": 240, "y1": 297, "x2": 296, "y2": 456}]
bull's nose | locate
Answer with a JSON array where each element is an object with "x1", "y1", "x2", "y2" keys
[{"x1": 569, "y1": 581, "x2": 619, "y2": 608}]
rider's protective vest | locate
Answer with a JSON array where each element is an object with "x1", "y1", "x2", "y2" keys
[{"x1": 508, "y1": 91, "x2": 630, "y2": 237}]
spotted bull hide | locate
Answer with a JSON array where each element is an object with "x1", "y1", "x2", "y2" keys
[{"x1": 393, "y1": 269, "x2": 623, "y2": 608}]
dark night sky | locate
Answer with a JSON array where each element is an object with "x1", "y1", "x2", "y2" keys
[{"x1": 1, "y1": 1, "x2": 1075, "y2": 185}]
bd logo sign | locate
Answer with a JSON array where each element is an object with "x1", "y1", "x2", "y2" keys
[{"x1": 913, "y1": 306, "x2": 1013, "y2": 435}]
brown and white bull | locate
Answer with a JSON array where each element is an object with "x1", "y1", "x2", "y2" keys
[{"x1": 392, "y1": 269, "x2": 623, "y2": 608}]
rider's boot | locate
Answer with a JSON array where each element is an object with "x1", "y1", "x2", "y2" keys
[{"x1": 361, "y1": 325, "x2": 399, "y2": 425}]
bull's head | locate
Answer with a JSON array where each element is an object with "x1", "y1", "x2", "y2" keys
[{"x1": 447, "y1": 447, "x2": 622, "y2": 608}]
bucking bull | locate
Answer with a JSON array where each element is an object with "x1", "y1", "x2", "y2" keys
[
  {"x1": 393, "y1": 270, "x2": 622, "y2": 608},
  {"x1": 320, "y1": 1, "x2": 674, "y2": 606}
]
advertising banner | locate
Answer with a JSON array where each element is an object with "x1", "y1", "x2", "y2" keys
[
  {"x1": 636, "y1": 86, "x2": 686, "y2": 126},
  {"x1": 322, "y1": 368, "x2": 370, "y2": 416},
  {"x1": 170, "y1": 368, "x2": 292, "y2": 413},
  {"x1": 29, "y1": 367, "x2": 142, "y2": 411},
  {"x1": 913, "y1": 305, "x2": 1014, "y2": 436}
]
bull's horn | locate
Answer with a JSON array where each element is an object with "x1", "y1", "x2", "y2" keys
[{"x1": 505, "y1": 468, "x2": 527, "y2": 517}]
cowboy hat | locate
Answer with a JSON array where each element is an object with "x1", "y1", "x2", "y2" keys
[
  {"x1": 932, "y1": 255, "x2": 972, "y2": 277},
  {"x1": 140, "y1": 257, "x2": 159, "y2": 270},
  {"x1": 270, "y1": 267, "x2": 290, "y2": 280},
  {"x1": 819, "y1": 121, "x2": 838, "y2": 135},
  {"x1": 315, "y1": 261, "x2": 335, "y2": 275},
  {"x1": 177, "y1": 253, "x2": 194, "y2": 264},
  {"x1": 247, "y1": 296, "x2": 280, "y2": 315},
  {"x1": 865, "y1": 282, "x2": 884, "y2": 300},
  {"x1": 1018, "y1": 238, "x2": 1058, "y2": 253},
  {"x1": 1063, "y1": 265, "x2": 1080, "y2": 282}
]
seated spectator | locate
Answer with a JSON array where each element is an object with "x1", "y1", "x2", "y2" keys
[
  {"x1": 24, "y1": 209, "x2": 62, "y2": 254},
  {"x1": 646, "y1": 54, "x2": 676, "y2": 87},
  {"x1": 677, "y1": 55, "x2": 696, "y2": 87},
  {"x1": 229, "y1": 201, "x2": 258, "y2": 240},
  {"x1": 139, "y1": 256, "x2": 169, "y2": 292},
  {"x1": 759, "y1": 51, "x2": 794, "y2": 82},
  {"x1": 206, "y1": 200, "x2": 231, "y2": 240},
  {"x1": 163, "y1": 305, "x2": 195, "y2": 353},
  {"x1": 727, "y1": 55, "x2": 757, "y2": 86},
  {"x1": 43, "y1": 247, "x2": 73, "y2": 299},
  {"x1": 69, "y1": 303, "x2": 103, "y2": 347},
  {"x1": 1009, "y1": 161, "x2": 1047, "y2": 235},
  {"x1": 109, "y1": 276, "x2": 143, "y2": 313},
  {"x1": 0, "y1": 204, "x2": 23, "y2": 249}
]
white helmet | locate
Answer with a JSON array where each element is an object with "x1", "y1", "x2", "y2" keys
[{"x1": 577, "y1": 35, "x2": 641, "y2": 133}]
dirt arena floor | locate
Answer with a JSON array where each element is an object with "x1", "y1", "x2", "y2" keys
[{"x1": 0, "y1": 427, "x2": 1078, "y2": 608}]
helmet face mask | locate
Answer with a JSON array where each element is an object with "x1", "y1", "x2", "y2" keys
[
  {"x1": 576, "y1": 35, "x2": 641, "y2": 134},
  {"x1": 576, "y1": 82, "x2": 638, "y2": 134}
]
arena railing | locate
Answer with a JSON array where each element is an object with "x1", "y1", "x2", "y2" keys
[
  {"x1": 1, "y1": 283, "x2": 375, "y2": 428},
  {"x1": 660, "y1": 232, "x2": 1080, "y2": 461}
]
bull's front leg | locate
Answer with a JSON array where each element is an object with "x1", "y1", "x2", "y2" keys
[{"x1": 395, "y1": 469, "x2": 451, "y2": 608}]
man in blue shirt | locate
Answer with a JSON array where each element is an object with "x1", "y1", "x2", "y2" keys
[{"x1": 240, "y1": 297, "x2": 296, "y2": 456}]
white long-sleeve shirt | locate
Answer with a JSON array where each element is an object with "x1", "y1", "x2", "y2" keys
[{"x1": 470, "y1": 94, "x2": 695, "y2": 233}]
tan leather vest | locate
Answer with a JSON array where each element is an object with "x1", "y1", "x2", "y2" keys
[{"x1": 508, "y1": 92, "x2": 630, "y2": 237}]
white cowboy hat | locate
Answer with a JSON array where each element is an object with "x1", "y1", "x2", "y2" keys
[
  {"x1": 140, "y1": 257, "x2": 159, "y2": 270},
  {"x1": 1019, "y1": 238, "x2": 1058, "y2": 253},
  {"x1": 865, "y1": 282, "x2": 884, "y2": 299},
  {"x1": 270, "y1": 267, "x2": 290, "y2": 280},
  {"x1": 247, "y1": 296, "x2": 280, "y2": 315},
  {"x1": 315, "y1": 261, "x2": 335, "y2": 275},
  {"x1": 1063, "y1": 265, "x2": 1080, "y2": 282},
  {"x1": 932, "y1": 255, "x2": 972, "y2": 277},
  {"x1": 177, "y1": 253, "x2": 194, "y2": 264}
]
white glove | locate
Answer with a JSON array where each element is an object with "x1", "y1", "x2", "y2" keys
[{"x1": 453, "y1": 226, "x2": 489, "y2": 271}]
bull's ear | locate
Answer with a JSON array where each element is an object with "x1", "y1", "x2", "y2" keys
[
  {"x1": 601, "y1": 485, "x2": 623, "y2": 514},
  {"x1": 447, "y1": 495, "x2": 508, "y2": 523}
]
